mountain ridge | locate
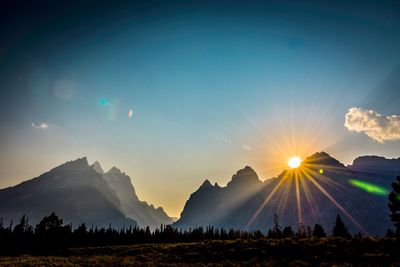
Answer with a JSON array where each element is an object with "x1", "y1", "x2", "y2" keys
[
  {"x1": 174, "y1": 151, "x2": 396, "y2": 235},
  {"x1": 0, "y1": 158, "x2": 136, "y2": 228},
  {"x1": 0, "y1": 157, "x2": 172, "y2": 229}
]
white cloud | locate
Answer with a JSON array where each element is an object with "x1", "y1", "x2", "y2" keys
[
  {"x1": 208, "y1": 134, "x2": 232, "y2": 144},
  {"x1": 344, "y1": 107, "x2": 400, "y2": 143},
  {"x1": 242, "y1": 144, "x2": 252, "y2": 151},
  {"x1": 32, "y1": 122, "x2": 49, "y2": 129}
]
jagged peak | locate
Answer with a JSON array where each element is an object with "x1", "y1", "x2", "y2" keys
[
  {"x1": 227, "y1": 166, "x2": 261, "y2": 187},
  {"x1": 107, "y1": 166, "x2": 122, "y2": 174},
  {"x1": 75, "y1": 157, "x2": 88, "y2": 165},
  {"x1": 303, "y1": 151, "x2": 345, "y2": 168},
  {"x1": 156, "y1": 206, "x2": 165, "y2": 212},
  {"x1": 58, "y1": 157, "x2": 89, "y2": 169},
  {"x1": 200, "y1": 179, "x2": 213, "y2": 189},
  {"x1": 308, "y1": 151, "x2": 331, "y2": 159},
  {"x1": 91, "y1": 161, "x2": 104, "y2": 174},
  {"x1": 238, "y1": 166, "x2": 257, "y2": 175}
]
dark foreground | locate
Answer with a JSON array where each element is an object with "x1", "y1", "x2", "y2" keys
[{"x1": 1, "y1": 238, "x2": 399, "y2": 266}]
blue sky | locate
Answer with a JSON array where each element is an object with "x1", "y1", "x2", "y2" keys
[{"x1": 1, "y1": 0, "x2": 400, "y2": 217}]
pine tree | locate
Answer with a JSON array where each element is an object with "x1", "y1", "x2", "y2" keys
[
  {"x1": 385, "y1": 229, "x2": 395, "y2": 238},
  {"x1": 388, "y1": 175, "x2": 400, "y2": 236},
  {"x1": 296, "y1": 222, "x2": 306, "y2": 237},
  {"x1": 306, "y1": 226, "x2": 312, "y2": 237},
  {"x1": 282, "y1": 226, "x2": 294, "y2": 238},
  {"x1": 312, "y1": 224, "x2": 326, "y2": 238},
  {"x1": 13, "y1": 215, "x2": 30, "y2": 234},
  {"x1": 35, "y1": 212, "x2": 64, "y2": 234},
  {"x1": 332, "y1": 215, "x2": 351, "y2": 238},
  {"x1": 272, "y1": 213, "x2": 282, "y2": 237}
]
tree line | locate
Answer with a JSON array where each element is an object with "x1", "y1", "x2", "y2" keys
[
  {"x1": 0, "y1": 175, "x2": 399, "y2": 253},
  {"x1": 0, "y1": 212, "x2": 386, "y2": 254}
]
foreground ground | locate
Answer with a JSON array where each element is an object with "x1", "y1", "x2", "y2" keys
[{"x1": 0, "y1": 238, "x2": 399, "y2": 266}]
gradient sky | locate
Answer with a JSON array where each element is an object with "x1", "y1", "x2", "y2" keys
[{"x1": 1, "y1": 0, "x2": 400, "y2": 217}]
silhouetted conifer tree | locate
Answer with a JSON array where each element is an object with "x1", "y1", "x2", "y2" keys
[
  {"x1": 267, "y1": 229, "x2": 273, "y2": 238},
  {"x1": 388, "y1": 175, "x2": 400, "y2": 236},
  {"x1": 296, "y1": 223, "x2": 306, "y2": 237},
  {"x1": 282, "y1": 226, "x2": 294, "y2": 237},
  {"x1": 13, "y1": 215, "x2": 31, "y2": 235},
  {"x1": 268, "y1": 213, "x2": 282, "y2": 238},
  {"x1": 35, "y1": 212, "x2": 63, "y2": 234},
  {"x1": 312, "y1": 224, "x2": 326, "y2": 238},
  {"x1": 332, "y1": 215, "x2": 351, "y2": 238},
  {"x1": 306, "y1": 226, "x2": 312, "y2": 237},
  {"x1": 386, "y1": 229, "x2": 395, "y2": 238},
  {"x1": 35, "y1": 212, "x2": 69, "y2": 249},
  {"x1": 354, "y1": 232, "x2": 362, "y2": 239},
  {"x1": 253, "y1": 230, "x2": 263, "y2": 239}
]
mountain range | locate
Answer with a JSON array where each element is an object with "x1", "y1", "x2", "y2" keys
[
  {"x1": 0, "y1": 152, "x2": 399, "y2": 235},
  {"x1": 0, "y1": 158, "x2": 172, "y2": 229},
  {"x1": 174, "y1": 152, "x2": 400, "y2": 235}
]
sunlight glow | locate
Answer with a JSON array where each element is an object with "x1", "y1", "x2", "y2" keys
[
  {"x1": 246, "y1": 152, "x2": 369, "y2": 236},
  {"x1": 288, "y1": 157, "x2": 301, "y2": 169}
]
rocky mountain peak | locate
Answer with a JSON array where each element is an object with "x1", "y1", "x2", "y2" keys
[
  {"x1": 303, "y1": 151, "x2": 345, "y2": 168},
  {"x1": 200, "y1": 179, "x2": 213, "y2": 189},
  {"x1": 108, "y1": 166, "x2": 122, "y2": 174},
  {"x1": 227, "y1": 166, "x2": 261, "y2": 188},
  {"x1": 91, "y1": 161, "x2": 104, "y2": 174},
  {"x1": 52, "y1": 157, "x2": 89, "y2": 172}
]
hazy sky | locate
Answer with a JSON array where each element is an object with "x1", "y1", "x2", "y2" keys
[{"x1": 1, "y1": 0, "x2": 400, "y2": 217}]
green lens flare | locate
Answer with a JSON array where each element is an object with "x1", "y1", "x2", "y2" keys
[
  {"x1": 98, "y1": 98, "x2": 110, "y2": 106},
  {"x1": 348, "y1": 179, "x2": 389, "y2": 196}
]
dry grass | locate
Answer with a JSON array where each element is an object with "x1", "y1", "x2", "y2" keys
[{"x1": 1, "y1": 239, "x2": 399, "y2": 266}]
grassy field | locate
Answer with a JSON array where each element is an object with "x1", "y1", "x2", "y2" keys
[{"x1": 1, "y1": 238, "x2": 399, "y2": 266}]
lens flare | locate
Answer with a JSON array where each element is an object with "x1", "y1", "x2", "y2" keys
[
  {"x1": 98, "y1": 98, "x2": 110, "y2": 106},
  {"x1": 247, "y1": 152, "x2": 369, "y2": 235},
  {"x1": 348, "y1": 179, "x2": 389, "y2": 196}
]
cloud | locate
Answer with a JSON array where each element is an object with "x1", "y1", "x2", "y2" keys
[
  {"x1": 208, "y1": 134, "x2": 232, "y2": 144},
  {"x1": 242, "y1": 144, "x2": 252, "y2": 151},
  {"x1": 32, "y1": 122, "x2": 49, "y2": 129},
  {"x1": 214, "y1": 135, "x2": 232, "y2": 144},
  {"x1": 344, "y1": 107, "x2": 400, "y2": 143}
]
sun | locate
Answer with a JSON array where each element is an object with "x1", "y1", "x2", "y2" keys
[{"x1": 288, "y1": 157, "x2": 301, "y2": 169}]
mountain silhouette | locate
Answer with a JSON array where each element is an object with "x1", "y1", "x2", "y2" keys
[
  {"x1": 349, "y1": 155, "x2": 400, "y2": 175},
  {"x1": 174, "y1": 152, "x2": 396, "y2": 235},
  {"x1": 98, "y1": 164, "x2": 172, "y2": 229},
  {"x1": 0, "y1": 158, "x2": 171, "y2": 229},
  {"x1": 0, "y1": 158, "x2": 135, "y2": 228}
]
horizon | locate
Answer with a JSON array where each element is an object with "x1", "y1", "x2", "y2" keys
[
  {"x1": 0, "y1": 150, "x2": 398, "y2": 218},
  {"x1": 1, "y1": 0, "x2": 400, "y2": 218}
]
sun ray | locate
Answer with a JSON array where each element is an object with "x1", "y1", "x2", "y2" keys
[
  {"x1": 276, "y1": 172, "x2": 293, "y2": 216},
  {"x1": 299, "y1": 170, "x2": 321, "y2": 224},
  {"x1": 304, "y1": 167, "x2": 345, "y2": 191},
  {"x1": 301, "y1": 168, "x2": 368, "y2": 235},
  {"x1": 245, "y1": 172, "x2": 288, "y2": 229},
  {"x1": 294, "y1": 170, "x2": 303, "y2": 224}
]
